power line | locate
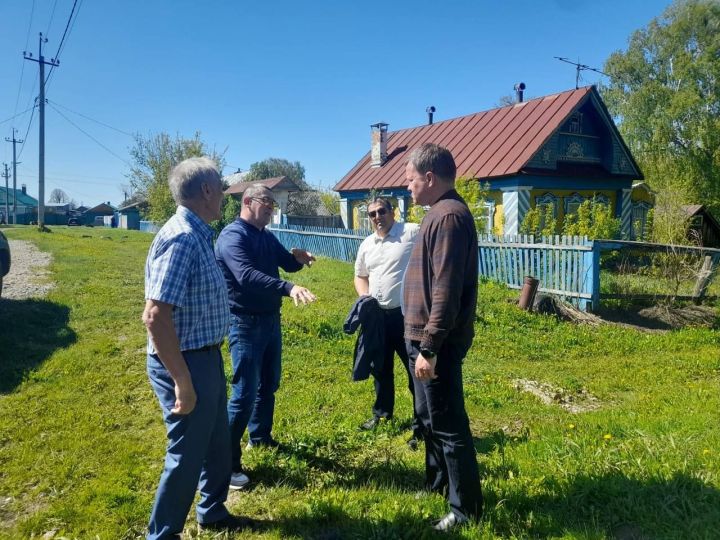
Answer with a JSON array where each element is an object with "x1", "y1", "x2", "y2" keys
[
  {"x1": 45, "y1": 0, "x2": 59, "y2": 37},
  {"x1": 47, "y1": 99, "x2": 134, "y2": 136},
  {"x1": 16, "y1": 101, "x2": 37, "y2": 161},
  {"x1": 48, "y1": 101, "x2": 132, "y2": 167},
  {"x1": 16, "y1": 102, "x2": 37, "y2": 161},
  {"x1": 0, "y1": 106, "x2": 37, "y2": 127},
  {"x1": 46, "y1": 0, "x2": 82, "y2": 90},
  {"x1": 13, "y1": 0, "x2": 37, "y2": 122}
]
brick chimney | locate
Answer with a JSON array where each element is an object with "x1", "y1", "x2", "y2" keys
[
  {"x1": 21, "y1": 184, "x2": 27, "y2": 195},
  {"x1": 370, "y1": 122, "x2": 389, "y2": 168}
]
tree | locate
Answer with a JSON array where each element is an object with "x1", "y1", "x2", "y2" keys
[
  {"x1": 318, "y1": 189, "x2": 340, "y2": 215},
  {"x1": 48, "y1": 188, "x2": 70, "y2": 203},
  {"x1": 601, "y1": 0, "x2": 720, "y2": 214},
  {"x1": 246, "y1": 158, "x2": 309, "y2": 189},
  {"x1": 128, "y1": 131, "x2": 225, "y2": 222}
]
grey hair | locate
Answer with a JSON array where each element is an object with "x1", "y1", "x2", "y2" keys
[
  {"x1": 168, "y1": 157, "x2": 221, "y2": 205},
  {"x1": 243, "y1": 183, "x2": 274, "y2": 201},
  {"x1": 407, "y1": 143, "x2": 456, "y2": 182}
]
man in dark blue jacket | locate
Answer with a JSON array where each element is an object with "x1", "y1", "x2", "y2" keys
[{"x1": 215, "y1": 184, "x2": 316, "y2": 490}]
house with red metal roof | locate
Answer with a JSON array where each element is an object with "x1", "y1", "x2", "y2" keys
[
  {"x1": 334, "y1": 86, "x2": 650, "y2": 238},
  {"x1": 224, "y1": 175, "x2": 303, "y2": 215}
]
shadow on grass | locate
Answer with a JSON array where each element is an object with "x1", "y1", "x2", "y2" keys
[
  {"x1": 485, "y1": 471, "x2": 720, "y2": 539},
  {"x1": 248, "y1": 436, "x2": 426, "y2": 492},
  {"x1": 0, "y1": 298, "x2": 75, "y2": 393},
  {"x1": 239, "y1": 509, "x2": 462, "y2": 540}
]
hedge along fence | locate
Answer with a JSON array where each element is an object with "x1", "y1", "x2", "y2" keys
[{"x1": 270, "y1": 226, "x2": 720, "y2": 311}]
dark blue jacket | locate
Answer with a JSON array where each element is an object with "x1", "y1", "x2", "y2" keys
[
  {"x1": 344, "y1": 295, "x2": 385, "y2": 381},
  {"x1": 215, "y1": 218, "x2": 303, "y2": 316}
]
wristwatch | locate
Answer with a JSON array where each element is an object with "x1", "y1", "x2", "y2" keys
[{"x1": 420, "y1": 348, "x2": 436, "y2": 359}]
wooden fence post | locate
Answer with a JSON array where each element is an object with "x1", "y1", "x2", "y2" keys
[{"x1": 692, "y1": 254, "x2": 719, "y2": 305}]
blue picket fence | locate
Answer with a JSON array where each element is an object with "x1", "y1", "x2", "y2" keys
[
  {"x1": 270, "y1": 225, "x2": 600, "y2": 310},
  {"x1": 270, "y1": 225, "x2": 373, "y2": 263},
  {"x1": 477, "y1": 234, "x2": 597, "y2": 309}
]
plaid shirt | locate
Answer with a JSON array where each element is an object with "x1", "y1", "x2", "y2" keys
[
  {"x1": 145, "y1": 206, "x2": 230, "y2": 354},
  {"x1": 403, "y1": 190, "x2": 478, "y2": 354}
]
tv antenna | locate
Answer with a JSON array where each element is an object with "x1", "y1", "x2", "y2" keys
[{"x1": 554, "y1": 57, "x2": 608, "y2": 89}]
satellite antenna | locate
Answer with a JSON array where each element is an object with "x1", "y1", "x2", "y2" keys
[{"x1": 554, "y1": 57, "x2": 608, "y2": 89}]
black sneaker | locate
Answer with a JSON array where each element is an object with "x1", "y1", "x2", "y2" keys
[
  {"x1": 200, "y1": 514, "x2": 254, "y2": 531},
  {"x1": 359, "y1": 416, "x2": 390, "y2": 430},
  {"x1": 406, "y1": 435, "x2": 420, "y2": 451},
  {"x1": 246, "y1": 437, "x2": 280, "y2": 450}
]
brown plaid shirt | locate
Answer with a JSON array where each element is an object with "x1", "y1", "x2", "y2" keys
[{"x1": 403, "y1": 189, "x2": 478, "y2": 354}]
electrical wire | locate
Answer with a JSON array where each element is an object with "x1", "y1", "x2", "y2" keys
[
  {"x1": 45, "y1": 0, "x2": 82, "y2": 89},
  {"x1": 48, "y1": 101, "x2": 132, "y2": 167},
  {"x1": 45, "y1": 0, "x2": 59, "y2": 38},
  {"x1": 0, "y1": 106, "x2": 36, "y2": 127},
  {"x1": 47, "y1": 99, "x2": 133, "y2": 137},
  {"x1": 13, "y1": 0, "x2": 37, "y2": 122},
  {"x1": 16, "y1": 101, "x2": 38, "y2": 161}
]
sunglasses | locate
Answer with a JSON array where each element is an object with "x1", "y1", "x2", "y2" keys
[
  {"x1": 251, "y1": 197, "x2": 278, "y2": 208},
  {"x1": 368, "y1": 207, "x2": 388, "y2": 218}
]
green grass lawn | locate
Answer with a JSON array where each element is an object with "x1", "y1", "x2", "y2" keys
[{"x1": 1, "y1": 225, "x2": 719, "y2": 539}]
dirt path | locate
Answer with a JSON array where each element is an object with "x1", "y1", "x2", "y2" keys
[{"x1": 2, "y1": 239, "x2": 54, "y2": 299}]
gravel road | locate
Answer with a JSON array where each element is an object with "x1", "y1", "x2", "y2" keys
[{"x1": 1, "y1": 239, "x2": 54, "y2": 300}]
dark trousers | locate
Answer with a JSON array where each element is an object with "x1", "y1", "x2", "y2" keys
[
  {"x1": 372, "y1": 308, "x2": 421, "y2": 436},
  {"x1": 146, "y1": 349, "x2": 231, "y2": 539},
  {"x1": 407, "y1": 340, "x2": 483, "y2": 521},
  {"x1": 227, "y1": 312, "x2": 282, "y2": 472}
]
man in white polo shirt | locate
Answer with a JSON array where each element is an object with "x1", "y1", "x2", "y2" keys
[{"x1": 354, "y1": 196, "x2": 421, "y2": 449}]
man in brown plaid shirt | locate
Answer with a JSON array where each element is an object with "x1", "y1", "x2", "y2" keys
[{"x1": 403, "y1": 143, "x2": 483, "y2": 532}]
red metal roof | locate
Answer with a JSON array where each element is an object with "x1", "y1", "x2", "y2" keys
[{"x1": 334, "y1": 86, "x2": 594, "y2": 192}]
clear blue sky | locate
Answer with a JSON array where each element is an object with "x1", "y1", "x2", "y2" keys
[{"x1": 0, "y1": 0, "x2": 673, "y2": 207}]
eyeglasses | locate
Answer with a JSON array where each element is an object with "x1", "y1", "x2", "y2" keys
[
  {"x1": 368, "y1": 207, "x2": 388, "y2": 218},
  {"x1": 251, "y1": 197, "x2": 278, "y2": 208}
]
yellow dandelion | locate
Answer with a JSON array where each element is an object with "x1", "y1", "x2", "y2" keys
[
  {"x1": 603, "y1": 433, "x2": 613, "y2": 440},
  {"x1": 703, "y1": 449, "x2": 710, "y2": 455},
  {"x1": 567, "y1": 423, "x2": 575, "y2": 430}
]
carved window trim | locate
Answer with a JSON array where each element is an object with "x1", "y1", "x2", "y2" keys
[
  {"x1": 564, "y1": 192, "x2": 586, "y2": 215},
  {"x1": 631, "y1": 201, "x2": 652, "y2": 240}
]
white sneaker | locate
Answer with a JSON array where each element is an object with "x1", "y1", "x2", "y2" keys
[{"x1": 229, "y1": 470, "x2": 250, "y2": 490}]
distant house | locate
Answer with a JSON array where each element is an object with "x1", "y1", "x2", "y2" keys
[
  {"x1": 0, "y1": 184, "x2": 39, "y2": 224},
  {"x1": 83, "y1": 202, "x2": 116, "y2": 226},
  {"x1": 683, "y1": 205, "x2": 720, "y2": 248},
  {"x1": 117, "y1": 200, "x2": 148, "y2": 230},
  {"x1": 334, "y1": 86, "x2": 649, "y2": 238},
  {"x1": 224, "y1": 175, "x2": 304, "y2": 215}
]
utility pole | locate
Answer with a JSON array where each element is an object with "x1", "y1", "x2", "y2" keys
[
  {"x1": 2, "y1": 163, "x2": 9, "y2": 224},
  {"x1": 24, "y1": 33, "x2": 59, "y2": 229},
  {"x1": 5, "y1": 128, "x2": 23, "y2": 225}
]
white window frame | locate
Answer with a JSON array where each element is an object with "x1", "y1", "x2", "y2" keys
[
  {"x1": 564, "y1": 192, "x2": 586, "y2": 215},
  {"x1": 631, "y1": 201, "x2": 651, "y2": 240}
]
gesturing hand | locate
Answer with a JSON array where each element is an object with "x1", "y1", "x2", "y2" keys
[
  {"x1": 290, "y1": 285, "x2": 317, "y2": 306},
  {"x1": 291, "y1": 248, "x2": 316, "y2": 267}
]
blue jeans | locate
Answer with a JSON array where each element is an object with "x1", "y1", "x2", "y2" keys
[
  {"x1": 227, "y1": 312, "x2": 282, "y2": 471},
  {"x1": 146, "y1": 349, "x2": 231, "y2": 540}
]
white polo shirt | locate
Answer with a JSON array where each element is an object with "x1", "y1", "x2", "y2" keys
[{"x1": 355, "y1": 221, "x2": 419, "y2": 309}]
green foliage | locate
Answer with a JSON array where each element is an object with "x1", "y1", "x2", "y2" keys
[
  {"x1": 128, "y1": 131, "x2": 225, "y2": 223},
  {"x1": 520, "y1": 205, "x2": 557, "y2": 237},
  {"x1": 456, "y1": 177, "x2": 493, "y2": 233},
  {"x1": 247, "y1": 157, "x2": 309, "y2": 189},
  {"x1": 319, "y1": 190, "x2": 340, "y2": 215},
  {"x1": 406, "y1": 177, "x2": 492, "y2": 231},
  {"x1": 601, "y1": 0, "x2": 720, "y2": 215},
  {"x1": 1, "y1": 227, "x2": 719, "y2": 538},
  {"x1": 562, "y1": 198, "x2": 621, "y2": 239}
]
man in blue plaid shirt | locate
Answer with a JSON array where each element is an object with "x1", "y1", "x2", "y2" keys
[{"x1": 143, "y1": 157, "x2": 250, "y2": 538}]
